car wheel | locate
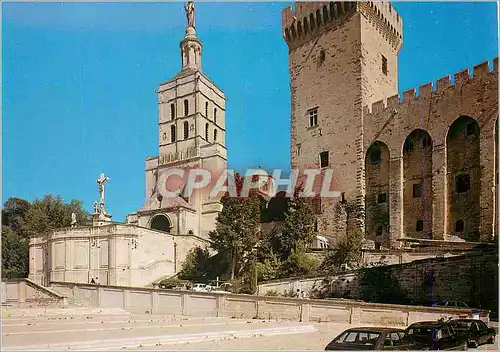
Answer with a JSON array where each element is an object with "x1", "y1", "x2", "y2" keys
[
  {"x1": 462, "y1": 341, "x2": 469, "y2": 351},
  {"x1": 488, "y1": 336, "x2": 495, "y2": 344},
  {"x1": 469, "y1": 340, "x2": 478, "y2": 349}
]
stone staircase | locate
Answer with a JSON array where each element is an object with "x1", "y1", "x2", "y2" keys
[{"x1": 2, "y1": 278, "x2": 67, "y2": 309}]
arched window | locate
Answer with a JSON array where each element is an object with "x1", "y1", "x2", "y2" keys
[
  {"x1": 323, "y1": 5, "x2": 329, "y2": 23},
  {"x1": 303, "y1": 17, "x2": 309, "y2": 34},
  {"x1": 214, "y1": 108, "x2": 217, "y2": 124},
  {"x1": 184, "y1": 99, "x2": 189, "y2": 116},
  {"x1": 310, "y1": 14, "x2": 315, "y2": 31},
  {"x1": 316, "y1": 9, "x2": 322, "y2": 26},
  {"x1": 171, "y1": 125, "x2": 176, "y2": 143},
  {"x1": 205, "y1": 123, "x2": 209, "y2": 140},
  {"x1": 205, "y1": 102, "x2": 209, "y2": 117},
  {"x1": 455, "y1": 220, "x2": 464, "y2": 232},
  {"x1": 213, "y1": 128, "x2": 217, "y2": 142},
  {"x1": 170, "y1": 103, "x2": 175, "y2": 120},
  {"x1": 150, "y1": 214, "x2": 171, "y2": 233},
  {"x1": 183, "y1": 121, "x2": 189, "y2": 139}
]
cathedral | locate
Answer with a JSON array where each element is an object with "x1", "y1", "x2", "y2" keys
[
  {"x1": 124, "y1": 5, "x2": 227, "y2": 241},
  {"x1": 29, "y1": 1, "x2": 498, "y2": 288},
  {"x1": 29, "y1": 2, "x2": 225, "y2": 287}
]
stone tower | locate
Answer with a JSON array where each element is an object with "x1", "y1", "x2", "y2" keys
[
  {"x1": 130, "y1": 4, "x2": 228, "y2": 239},
  {"x1": 282, "y1": 2, "x2": 403, "y2": 245}
]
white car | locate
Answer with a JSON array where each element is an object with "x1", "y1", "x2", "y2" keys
[{"x1": 191, "y1": 283, "x2": 208, "y2": 292}]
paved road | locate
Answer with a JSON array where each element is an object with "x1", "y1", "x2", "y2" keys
[
  {"x1": 2, "y1": 307, "x2": 498, "y2": 351},
  {"x1": 160, "y1": 322, "x2": 499, "y2": 351}
]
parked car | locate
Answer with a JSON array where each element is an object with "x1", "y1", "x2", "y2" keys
[
  {"x1": 449, "y1": 318, "x2": 496, "y2": 348},
  {"x1": 191, "y1": 283, "x2": 208, "y2": 292},
  {"x1": 210, "y1": 288, "x2": 231, "y2": 294},
  {"x1": 324, "y1": 327, "x2": 412, "y2": 350},
  {"x1": 171, "y1": 284, "x2": 189, "y2": 291},
  {"x1": 432, "y1": 301, "x2": 469, "y2": 309},
  {"x1": 404, "y1": 321, "x2": 468, "y2": 350}
]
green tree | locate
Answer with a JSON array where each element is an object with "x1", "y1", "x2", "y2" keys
[
  {"x1": 2, "y1": 198, "x2": 31, "y2": 231},
  {"x1": 255, "y1": 250, "x2": 282, "y2": 282},
  {"x1": 1, "y1": 196, "x2": 91, "y2": 279},
  {"x1": 320, "y1": 227, "x2": 364, "y2": 274},
  {"x1": 278, "y1": 194, "x2": 316, "y2": 259},
  {"x1": 1, "y1": 225, "x2": 29, "y2": 279},
  {"x1": 278, "y1": 248, "x2": 320, "y2": 278},
  {"x1": 24, "y1": 196, "x2": 90, "y2": 234},
  {"x1": 209, "y1": 174, "x2": 262, "y2": 279},
  {"x1": 178, "y1": 247, "x2": 212, "y2": 282}
]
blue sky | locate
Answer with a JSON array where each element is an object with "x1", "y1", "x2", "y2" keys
[{"x1": 3, "y1": 2, "x2": 498, "y2": 221}]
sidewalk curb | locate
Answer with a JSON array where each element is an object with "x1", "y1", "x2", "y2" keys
[{"x1": 4, "y1": 325, "x2": 318, "y2": 351}]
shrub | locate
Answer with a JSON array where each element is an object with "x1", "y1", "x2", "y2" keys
[
  {"x1": 278, "y1": 249, "x2": 320, "y2": 278},
  {"x1": 282, "y1": 288, "x2": 299, "y2": 298},
  {"x1": 359, "y1": 266, "x2": 408, "y2": 304},
  {"x1": 159, "y1": 277, "x2": 190, "y2": 289},
  {"x1": 319, "y1": 227, "x2": 363, "y2": 275},
  {"x1": 264, "y1": 289, "x2": 280, "y2": 297}
]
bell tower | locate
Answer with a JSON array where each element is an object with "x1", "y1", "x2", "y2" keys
[
  {"x1": 181, "y1": 27, "x2": 202, "y2": 71},
  {"x1": 135, "y1": 2, "x2": 228, "y2": 239}
]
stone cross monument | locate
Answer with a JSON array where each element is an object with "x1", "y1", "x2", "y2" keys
[
  {"x1": 93, "y1": 173, "x2": 112, "y2": 226},
  {"x1": 96, "y1": 173, "x2": 110, "y2": 213}
]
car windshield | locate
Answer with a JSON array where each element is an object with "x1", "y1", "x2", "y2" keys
[
  {"x1": 333, "y1": 331, "x2": 382, "y2": 347},
  {"x1": 451, "y1": 321, "x2": 473, "y2": 330},
  {"x1": 406, "y1": 327, "x2": 437, "y2": 343}
]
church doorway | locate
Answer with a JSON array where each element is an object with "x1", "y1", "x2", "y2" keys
[{"x1": 150, "y1": 214, "x2": 171, "y2": 233}]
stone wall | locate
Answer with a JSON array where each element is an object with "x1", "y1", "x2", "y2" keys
[
  {"x1": 364, "y1": 60, "x2": 498, "y2": 244},
  {"x1": 259, "y1": 249, "x2": 497, "y2": 314},
  {"x1": 49, "y1": 281, "x2": 488, "y2": 326},
  {"x1": 2, "y1": 279, "x2": 67, "y2": 308},
  {"x1": 29, "y1": 223, "x2": 208, "y2": 288},
  {"x1": 335, "y1": 251, "x2": 499, "y2": 314}
]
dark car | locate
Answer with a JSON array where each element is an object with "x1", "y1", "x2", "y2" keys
[
  {"x1": 449, "y1": 319, "x2": 496, "y2": 348},
  {"x1": 404, "y1": 321, "x2": 468, "y2": 350},
  {"x1": 324, "y1": 327, "x2": 412, "y2": 350}
]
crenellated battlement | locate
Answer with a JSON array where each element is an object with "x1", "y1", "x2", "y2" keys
[
  {"x1": 282, "y1": 1, "x2": 402, "y2": 51},
  {"x1": 363, "y1": 58, "x2": 498, "y2": 116},
  {"x1": 358, "y1": 1, "x2": 403, "y2": 51}
]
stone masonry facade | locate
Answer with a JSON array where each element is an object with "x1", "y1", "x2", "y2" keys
[{"x1": 282, "y1": 1, "x2": 498, "y2": 248}]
